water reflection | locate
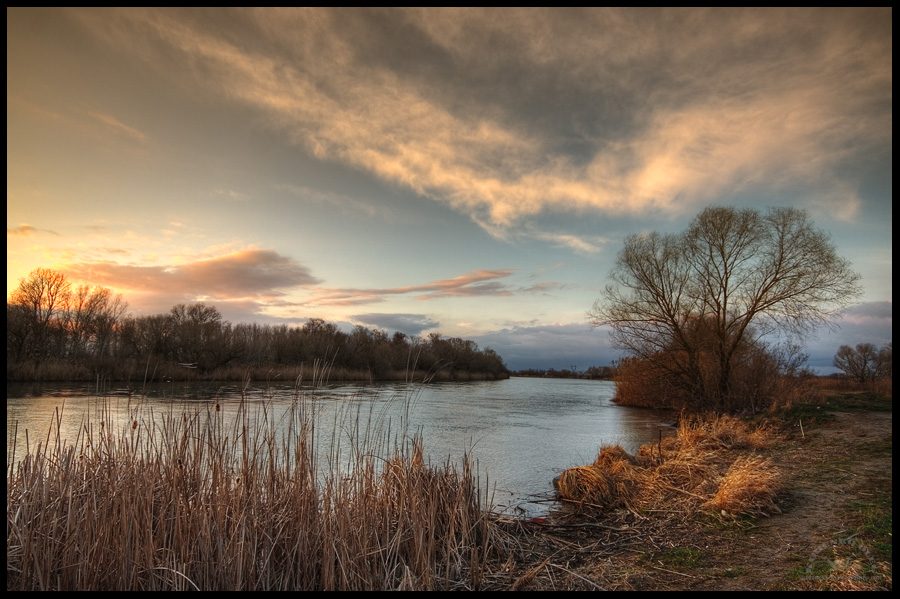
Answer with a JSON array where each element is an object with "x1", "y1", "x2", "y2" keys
[{"x1": 7, "y1": 377, "x2": 675, "y2": 516}]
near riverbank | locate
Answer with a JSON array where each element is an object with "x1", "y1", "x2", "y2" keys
[{"x1": 492, "y1": 392, "x2": 892, "y2": 590}]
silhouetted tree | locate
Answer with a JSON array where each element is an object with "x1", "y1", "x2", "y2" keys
[
  {"x1": 834, "y1": 343, "x2": 890, "y2": 383},
  {"x1": 590, "y1": 206, "x2": 861, "y2": 411},
  {"x1": 9, "y1": 268, "x2": 72, "y2": 363}
]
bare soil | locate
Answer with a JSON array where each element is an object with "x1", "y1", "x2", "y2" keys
[{"x1": 488, "y1": 407, "x2": 892, "y2": 591}]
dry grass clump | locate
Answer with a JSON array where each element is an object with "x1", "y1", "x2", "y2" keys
[
  {"x1": 6, "y1": 399, "x2": 502, "y2": 591},
  {"x1": 704, "y1": 455, "x2": 781, "y2": 517},
  {"x1": 650, "y1": 455, "x2": 717, "y2": 494},
  {"x1": 594, "y1": 444, "x2": 647, "y2": 468},
  {"x1": 556, "y1": 413, "x2": 781, "y2": 519},
  {"x1": 675, "y1": 413, "x2": 774, "y2": 451},
  {"x1": 554, "y1": 466, "x2": 617, "y2": 507},
  {"x1": 554, "y1": 445, "x2": 654, "y2": 511}
]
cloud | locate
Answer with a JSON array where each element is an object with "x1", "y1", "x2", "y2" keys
[
  {"x1": 8, "y1": 94, "x2": 149, "y2": 156},
  {"x1": 8, "y1": 224, "x2": 37, "y2": 236},
  {"x1": 212, "y1": 189, "x2": 251, "y2": 201},
  {"x1": 351, "y1": 313, "x2": 440, "y2": 335},
  {"x1": 519, "y1": 281, "x2": 569, "y2": 295},
  {"x1": 278, "y1": 184, "x2": 401, "y2": 221},
  {"x1": 76, "y1": 8, "x2": 890, "y2": 238},
  {"x1": 781, "y1": 301, "x2": 893, "y2": 374},
  {"x1": 837, "y1": 301, "x2": 893, "y2": 324},
  {"x1": 526, "y1": 229, "x2": 608, "y2": 254},
  {"x1": 7, "y1": 224, "x2": 60, "y2": 237},
  {"x1": 474, "y1": 302, "x2": 891, "y2": 373},
  {"x1": 309, "y1": 269, "x2": 516, "y2": 306},
  {"x1": 61, "y1": 248, "x2": 321, "y2": 314},
  {"x1": 820, "y1": 301, "x2": 893, "y2": 348},
  {"x1": 473, "y1": 322, "x2": 619, "y2": 371},
  {"x1": 88, "y1": 111, "x2": 147, "y2": 144}
]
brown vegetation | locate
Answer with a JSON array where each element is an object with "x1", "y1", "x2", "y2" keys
[
  {"x1": 555, "y1": 413, "x2": 780, "y2": 519},
  {"x1": 6, "y1": 398, "x2": 502, "y2": 591}
]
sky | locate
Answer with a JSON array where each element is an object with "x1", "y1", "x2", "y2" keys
[{"x1": 7, "y1": 8, "x2": 892, "y2": 372}]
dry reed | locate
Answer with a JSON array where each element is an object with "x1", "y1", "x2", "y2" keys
[
  {"x1": 6, "y1": 394, "x2": 502, "y2": 591},
  {"x1": 556, "y1": 413, "x2": 781, "y2": 518},
  {"x1": 704, "y1": 454, "x2": 781, "y2": 516}
]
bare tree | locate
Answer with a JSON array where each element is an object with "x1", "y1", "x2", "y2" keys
[
  {"x1": 590, "y1": 206, "x2": 862, "y2": 411},
  {"x1": 834, "y1": 342, "x2": 888, "y2": 383},
  {"x1": 169, "y1": 303, "x2": 223, "y2": 370},
  {"x1": 69, "y1": 285, "x2": 127, "y2": 359},
  {"x1": 10, "y1": 267, "x2": 72, "y2": 329},
  {"x1": 9, "y1": 268, "x2": 72, "y2": 362}
]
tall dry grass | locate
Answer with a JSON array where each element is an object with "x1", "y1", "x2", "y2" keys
[
  {"x1": 555, "y1": 413, "x2": 781, "y2": 518},
  {"x1": 6, "y1": 394, "x2": 502, "y2": 591}
]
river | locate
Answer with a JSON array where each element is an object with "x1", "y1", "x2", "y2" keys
[{"x1": 7, "y1": 376, "x2": 675, "y2": 516}]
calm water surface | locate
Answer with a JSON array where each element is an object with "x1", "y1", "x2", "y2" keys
[{"x1": 7, "y1": 377, "x2": 674, "y2": 516}]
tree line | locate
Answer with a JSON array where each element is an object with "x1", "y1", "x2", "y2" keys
[
  {"x1": 511, "y1": 366, "x2": 615, "y2": 379},
  {"x1": 7, "y1": 268, "x2": 509, "y2": 383}
]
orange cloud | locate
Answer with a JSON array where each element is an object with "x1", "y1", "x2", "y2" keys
[
  {"x1": 308, "y1": 269, "x2": 516, "y2": 306},
  {"x1": 7, "y1": 224, "x2": 59, "y2": 237},
  {"x1": 7, "y1": 224, "x2": 37, "y2": 236},
  {"x1": 62, "y1": 248, "x2": 320, "y2": 311}
]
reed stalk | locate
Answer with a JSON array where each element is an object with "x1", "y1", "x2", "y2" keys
[{"x1": 7, "y1": 392, "x2": 501, "y2": 590}]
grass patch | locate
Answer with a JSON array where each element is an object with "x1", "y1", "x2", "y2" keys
[
  {"x1": 846, "y1": 495, "x2": 892, "y2": 561},
  {"x1": 761, "y1": 391, "x2": 892, "y2": 435},
  {"x1": 651, "y1": 547, "x2": 703, "y2": 569},
  {"x1": 824, "y1": 392, "x2": 893, "y2": 412},
  {"x1": 763, "y1": 402, "x2": 836, "y2": 430},
  {"x1": 785, "y1": 536, "x2": 891, "y2": 591}
]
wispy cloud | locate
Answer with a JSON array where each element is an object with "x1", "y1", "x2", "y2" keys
[
  {"x1": 212, "y1": 189, "x2": 251, "y2": 201},
  {"x1": 309, "y1": 269, "x2": 516, "y2": 306},
  {"x1": 7, "y1": 223, "x2": 60, "y2": 237},
  {"x1": 526, "y1": 229, "x2": 608, "y2": 254},
  {"x1": 88, "y1": 111, "x2": 147, "y2": 144},
  {"x1": 277, "y1": 184, "x2": 400, "y2": 221},
  {"x1": 8, "y1": 224, "x2": 38, "y2": 237},
  {"x1": 9, "y1": 95, "x2": 149, "y2": 154},
  {"x1": 75, "y1": 8, "x2": 890, "y2": 237},
  {"x1": 519, "y1": 281, "x2": 568, "y2": 295}
]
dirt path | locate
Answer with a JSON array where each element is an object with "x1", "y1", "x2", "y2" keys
[
  {"x1": 492, "y1": 408, "x2": 892, "y2": 591},
  {"x1": 687, "y1": 409, "x2": 893, "y2": 590}
]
